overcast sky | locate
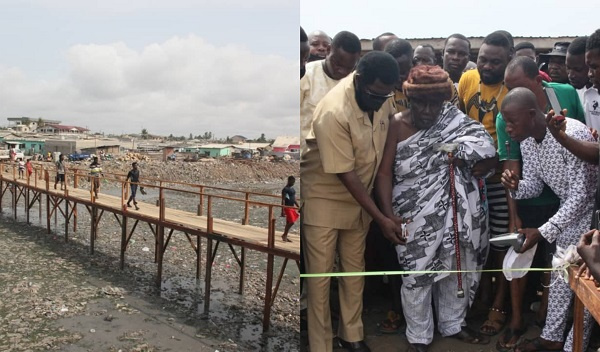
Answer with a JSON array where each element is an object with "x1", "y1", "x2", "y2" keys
[
  {"x1": 301, "y1": 0, "x2": 597, "y2": 40},
  {"x1": 0, "y1": 0, "x2": 298, "y2": 139}
]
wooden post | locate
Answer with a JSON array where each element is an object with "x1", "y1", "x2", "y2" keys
[
  {"x1": 64, "y1": 199, "x2": 69, "y2": 242},
  {"x1": 13, "y1": 180, "x2": 17, "y2": 220},
  {"x1": 156, "y1": 186, "x2": 165, "y2": 288},
  {"x1": 46, "y1": 194, "x2": 51, "y2": 234},
  {"x1": 204, "y1": 237, "x2": 213, "y2": 316},
  {"x1": 573, "y1": 293, "x2": 584, "y2": 352},
  {"x1": 197, "y1": 186, "x2": 204, "y2": 216},
  {"x1": 73, "y1": 203, "x2": 78, "y2": 232},
  {"x1": 26, "y1": 187, "x2": 30, "y2": 224},
  {"x1": 120, "y1": 215, "x2": 128, "y2": 270},
  {"x1": 196, "y1": 234, "x2": 202, "y2": 280},
  {"x1": 263, "y1": 205, "x2": 276, "y2": 331},
  {"x1": 243, "y1": 192, "x2": 250, "y2": 225},
  {"x1": 90, "y1": 206, "x2": 96, "y2": 254},
  {"x1": 239, "y1": 247, "x2": 245, "y2": 294}
]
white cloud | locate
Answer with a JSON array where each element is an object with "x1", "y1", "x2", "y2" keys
[{"x1": 0, "y1": 34, "x2": 299, "y2": 138}]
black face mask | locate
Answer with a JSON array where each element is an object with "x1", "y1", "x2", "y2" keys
[
  {"x1": 301, "y1": 66, "x2": 306, "y2": 79},
  {"x1": 307, "y1": 53, "x2": 325, "y2": 63},
  {"x1": 355, "y1": 79, "x2": 387, "y2": 113}
]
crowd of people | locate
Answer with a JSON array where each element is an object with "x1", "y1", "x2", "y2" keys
[{"x1": 299, "y1": 26, "x2": 600, "y2": 352}]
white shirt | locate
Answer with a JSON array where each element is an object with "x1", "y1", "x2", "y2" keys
[
  {"x1": 512, "y1": 118, "x2": 597, "y2": 244},
  {"x1": 583, "y1": 87, "x2": 600, "y2": 130},
  {"x1": 300, "y1": 60, "x2": 341, "y2": 150}
]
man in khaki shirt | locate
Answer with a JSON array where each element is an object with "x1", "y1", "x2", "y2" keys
[
  {"x1": 301, "y1": 51, "x2": 403, "y2": 352},
  {"x1": 300, "y1": 31, "x2": 361, "y2": 150}
]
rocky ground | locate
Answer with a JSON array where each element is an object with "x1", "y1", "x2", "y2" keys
[
  {"x1": 0, "y1": 159, "x2": 300, "y2": 351},
  {"x1": 65, "y1": 158, "x2": 300, "y2": 186}
]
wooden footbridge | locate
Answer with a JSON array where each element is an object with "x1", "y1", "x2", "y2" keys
[{"x1": 0, "y1": 161, "x2": 300, "y2": 331}]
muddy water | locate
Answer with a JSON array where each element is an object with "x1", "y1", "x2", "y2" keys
[{"x1": 0, "y1": 181, "x2": 300, "y2": 351}]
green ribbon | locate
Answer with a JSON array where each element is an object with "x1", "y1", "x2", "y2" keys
[{"x1": 300, "y1": 266, "x2": 571, "y2": 278}]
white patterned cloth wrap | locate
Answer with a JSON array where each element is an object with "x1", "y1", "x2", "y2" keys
[{"x1": 392, "y1": 104, "x2": 496, "y2": 301}]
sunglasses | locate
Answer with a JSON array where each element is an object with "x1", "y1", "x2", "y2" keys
[{"x1": 366, "y1": 89, "x2": 394, "y2": 100}]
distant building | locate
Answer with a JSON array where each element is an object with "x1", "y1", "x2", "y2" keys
[
  {"x1": 37, "y1": 124, "x2": 89, "y2": 135},
  {"x1": 272, "y1": 136, "x2": 300, "y2": 153},
  {"x1": 44, "y1": 138, "x2": 123, "y2": 156},
  {"x1": 2, "y1": 138, "x2": 46, "y2": 156},
  {"x1": 231, "y1": 142, "x2": 271, "y2": 158},
  {"x1": 231, "y1": 135, "x2": 248, "y2": 144},
  {"x1": 7, "y1": 117, "x2": 61, "y2": 133},
  {"x1": 197, "y1": 144, "x2": 235, "y2": 158}
]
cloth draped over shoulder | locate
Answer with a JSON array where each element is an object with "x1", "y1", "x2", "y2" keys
[{"x1": 392, "y1": 104, "x2": 496, "y2": 289}]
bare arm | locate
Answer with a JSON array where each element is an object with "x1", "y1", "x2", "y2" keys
[
  {"x1": 471, "y1": 155, "x2": 499, "y2": 178},
  {"x1": 547, "y1": 110, "x2": 599, "y2": 164},
  {"x1": 503, "y1": 160, "x2": 522, "y2": 232}
]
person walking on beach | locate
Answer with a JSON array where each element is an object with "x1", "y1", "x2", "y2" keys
[
  {"x1": 55, "y1": 154, "x2": 66, "y2": 190},
  {"x1": 126, "y1": 162, "x2": 140, "y2": 210},
  {"x1": 89, "y1": 156, "x2": 102, "y2": 198},
  {"x1": 281, "y1": 175, "x2": 299, "y2": 242}
]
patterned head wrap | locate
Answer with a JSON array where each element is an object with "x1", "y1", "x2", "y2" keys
[{"x1": 403, "y1": 65, "x2": 452, "y2": 101}]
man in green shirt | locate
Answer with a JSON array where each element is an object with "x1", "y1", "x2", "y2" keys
[{"x1": 495, "y1": 56, "x2": 585, "y2": 350}]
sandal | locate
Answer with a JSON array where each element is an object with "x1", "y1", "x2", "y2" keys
[
  {"x1": 514, "y1": 337, "x2": 563, "y2": 352},
  {"x1": 449, "y1": 327, "x2": 490, "y2": 345},
  {"x1": 379, "y1": 310, "x2": 405, "y2": 334},
  {"x1": 496, "y1": 327, "x2": 526, "y2": 351},
  {"x1": 479, "y1": 307, "x2": 507, "y2": 336}
]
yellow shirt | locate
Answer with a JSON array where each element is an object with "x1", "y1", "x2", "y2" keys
[
  {"x1": 458, "y1": 69, "x2": 508, "y2": 145},
  {"x1": 458, "y1": 69, "x2": 507, "y2": 182},
  {"x1": 393, "y1": 90, "x2": 409, "y2": 113},
  {"x1": 300, "y1": 60, "x2": 342, "y2": 150},
  {"x1": 301, "y1": 72, "x2": 394, "y2": 229}
]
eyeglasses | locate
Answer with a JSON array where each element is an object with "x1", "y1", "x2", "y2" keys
[{"x1": 366, "y1": 89, "x2": 395, "y2": 100}]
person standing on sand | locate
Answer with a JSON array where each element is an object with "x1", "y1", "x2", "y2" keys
[
  {"x1": 126, "y1": 162, "x2": 140, "y2": 210},
  {"x1": 281, "y1": 176, "x2": 299, "y2": 242}
]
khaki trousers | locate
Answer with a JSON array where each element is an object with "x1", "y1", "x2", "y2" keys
[{"x1": 303, "y1": 223, "x2": 369, "y2": 352}]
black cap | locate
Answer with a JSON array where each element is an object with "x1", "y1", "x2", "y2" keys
[{"x1": 539, "y1": 42, "x2": 570, "y2": 58}]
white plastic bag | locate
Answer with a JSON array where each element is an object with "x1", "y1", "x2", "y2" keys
[
  {"x1": 502, "y1": 243, "x2": 537, "y2": 281},
  {"x1": 552, "y1": 245, "x2": 581, "y2": 283}
]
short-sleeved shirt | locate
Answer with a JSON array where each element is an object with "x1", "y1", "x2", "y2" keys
[
  {"x1": 458, "y1": 69, "x2": 508, "y2": 183},
  {"x1": 496, "y1": 81, "x2": 585, "y2": 206},
  {"x1": 127, "y1": 169, "x2": 140, "y2": 183},
  {"x1": 89, "y1": 162, "x2": 102, "y2": 176},
  {"x1": 56, "y1": 160, "x2": 65, "y2": 174},
  {"x1": 300, "y1": 60, "x2": 342, "y2": 149},
  {"x1": 458, "y1": 69, "x2": 509, "y2": 146},
  {"x1": 282, "y1": 186, "x2": 296, "y2": 206},
  {"x1": 583, "y1": 87, "x2": 600, "y2": 130},
  {"x1": 301, "y1": 72, "x2": 394, "y2": 230}
]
